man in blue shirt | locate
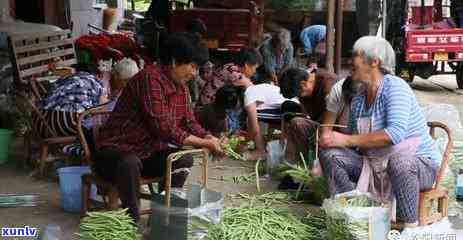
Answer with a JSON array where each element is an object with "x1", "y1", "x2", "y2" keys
[{"x1": 299, "y1": 25, "x2": 326, "y2": 57}]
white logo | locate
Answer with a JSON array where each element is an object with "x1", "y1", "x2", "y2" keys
[{"x1": 388, "y1": 230, "x2": 402, "y2": 240}]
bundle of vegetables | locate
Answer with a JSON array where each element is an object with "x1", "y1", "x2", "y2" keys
[
  {"x1": 205, "y1": 205, "x2": 319, "y2": 240},
  {"x1": 323, "y1": 194, "x2": 389, "y2": 240},
  {"x1": 302, "y1": 212, "x2": 327, "y2": 240},
  {"x1": 222, "y1": 136, "x2": 247, "y2": 161},
  {"x1": 0, "y1": 194, "x2": 38, "y2": 207},
  {"x1": 274, "y1": 155, "x2": 329, "y2": 202},
  {"x1": 77, "y1": 209, "x2": 140, "y2": 240}
]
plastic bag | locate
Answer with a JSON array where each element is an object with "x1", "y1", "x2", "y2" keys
[
  {"x1": 421, "y1": 104, "x2": 463, "y2": 140},
  {"x1": 150, "y1": 185, "x2": 224, "y2": 240},
  {"x1": 39, "y1": 225, "x2": 62, "y2": 240},
  {"x1": 266, "y1": 140, "x2": 286, "y2": 174},
  {"x1": 323, "y1": 191, "x2": 391, "y2": 240}
]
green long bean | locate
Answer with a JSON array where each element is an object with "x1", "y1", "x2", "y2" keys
[{"x1": 77, "y1": 209, "x2": 140, "y2": 240}]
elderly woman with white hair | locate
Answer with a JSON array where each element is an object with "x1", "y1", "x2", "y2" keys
[
  {"x1": 259, "y1": 28, "x2": 294, "y2": 82},
  {"x1": 319, "y1": 36, "x2": 440, "y2": 228}
]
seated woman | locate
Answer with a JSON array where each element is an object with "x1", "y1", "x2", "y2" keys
[
  {"x1": 232, "y1": 63, "x2": 287, "y2": 158},
  {"x1": 319, "y1": 36, "x2": 440, "y2": 229},
  {"x1": 195, "y1": 85, "x2": 240, "y2": 136},
  {"x1": 95, "y1": 32, "x2": 223, "y2": 223},
  {"x1": 198, "y1": 48, "x2": 260, "y2": 106},
  {"x1": 34, "y1": 72, "x2": 108, "y2": 138},
  {"x1": 278, "y1": 68, "x2": 338, "y2": 166},
  {"x1": 110, "y1": 58, "x2": 140, "y2": 99}
]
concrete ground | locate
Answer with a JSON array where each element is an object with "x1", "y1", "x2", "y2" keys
[{"x1": 1, "y1": 74, "x2": 463, "y2": 239}]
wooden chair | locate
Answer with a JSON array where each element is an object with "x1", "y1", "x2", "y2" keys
[
  {"x1": 77, "y1": 107, "x2": 210, "y2": 218},
  {"x1": 8, "y1": 29, "x2": 76, "y2": 88},
  {"x1": 8, "y1": 30, "x2": 77, "y2": 172},
  {"x1": 417, "y1": 121, "x2": 453, "y2": 226},
  {"x1": 26, "y1": 99, "x2": 77, "y2": 176}
]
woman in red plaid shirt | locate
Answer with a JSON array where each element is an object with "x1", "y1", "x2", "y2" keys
[{"x1": 95, "y1": 32, "x2": 222, "y2": 222}]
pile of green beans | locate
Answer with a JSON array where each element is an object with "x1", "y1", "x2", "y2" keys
[
  {"x1": 77, "y1": 209, "x2": 140, "y2": 240},
  {"x1": 205, "y1": 205, "x2": 320, "y2": 240},
  {"x1": 229, "y1": 192, "x2": 302, "y2": 205},
  {"x1": 302, "y1": 212, "x2": 327, "y2": 240},
  {"x1": 345, "y1": 196, "x2": 380, "y2": 207},
  {"x1": 325, "y1": 216, "x2": 368, "y2": 240},
  {"x1": 325, "y1": 196, "x2": 383, "y2": 240}
]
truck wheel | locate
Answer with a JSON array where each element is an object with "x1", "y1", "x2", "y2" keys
[{"x1": 399, "y1": 68, "x2": 414, "y2": 83}]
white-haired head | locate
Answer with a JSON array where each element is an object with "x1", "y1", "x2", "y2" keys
[
  {"x1": 353, "y1": 36, "x2": 395, "y2": 74},
  {"x1": 272, "y1": 28, "x2": 291, "y2": 50},
  {"x1": 113, "y1": 58, "x2": 139, "y2": 80}
]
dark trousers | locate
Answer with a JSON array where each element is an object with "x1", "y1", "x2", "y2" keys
[{"x1": 93, "y1": 148, "x2": 194, "y2": 221}]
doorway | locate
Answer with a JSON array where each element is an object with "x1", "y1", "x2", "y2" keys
[{"x1": 14, "y1": 0, "x2": 45, "y2": 23}]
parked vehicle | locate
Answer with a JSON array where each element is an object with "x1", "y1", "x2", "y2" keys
[
  {"x1": 169, "y1": 0, "x2": 264, "y2": 51},
  {"x1": 396, "y1": 0, "x2": 463, "y2": 89}
]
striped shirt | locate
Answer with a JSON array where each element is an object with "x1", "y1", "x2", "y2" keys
[{"x1": 348, "y1": 74, "x2": 441, "y2": 165}]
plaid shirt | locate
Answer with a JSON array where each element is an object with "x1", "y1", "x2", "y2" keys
[{"x1": 98, "y1": 65, "x2": 207, "y2": 159}]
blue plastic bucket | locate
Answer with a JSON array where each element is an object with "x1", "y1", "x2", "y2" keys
[{"x1": 57, "y1": 166, "x2": 97, "y2": 212}]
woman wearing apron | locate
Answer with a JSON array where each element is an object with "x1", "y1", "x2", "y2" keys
[{"x1": 319, "y1": 36, "x2": 440, "y2": 229}]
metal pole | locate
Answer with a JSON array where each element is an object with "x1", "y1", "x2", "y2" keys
[
  {"x1": 335, "y1": 0, "x2": 344, "y2": 74},
  {"x1": 382, "y1": 0, "x2": 387, "y2": 38},
  {"x1": 325, "y1": 0, "x2": 336, "y2": 72}
]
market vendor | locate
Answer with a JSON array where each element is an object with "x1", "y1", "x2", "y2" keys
[
  {"x1": 277, "y1": 67, "x2": 337, "y2": 189},
  {"x1": 95, "y1": 32, "x2": 223, "y2": 222},
  {"x1": 299, "y1": 25, "x2": 326, "y2": 69},
  {"x1": 259, "y1": 28, "x2": 294, "y2": 82},
  {"x1": 232, "y1": 58, "x2": 288, "y2": 160},
  {"x1": 198, "y1": 48, "x2": 261, "y2": 106},
  {"x1": 319, "y1": 36, "x2": 440, "y2": 228}
]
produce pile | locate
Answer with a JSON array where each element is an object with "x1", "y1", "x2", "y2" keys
[
  {"x1": 229, "y1": 192, "x2": 301, "y2": 205},
  {"x1": 323, "y1": 195, "x2": 389, "y2": 240},
  {"x1": 77, "y1": 209, "x2": 140, "y2": 240},
  {"x1": 204, "y1": 205, "x2": 317, "y2": 240}
]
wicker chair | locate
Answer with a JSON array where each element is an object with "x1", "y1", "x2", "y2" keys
[{"x1": 77, "y1": 107, "x2": 210, "y2": 218}]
